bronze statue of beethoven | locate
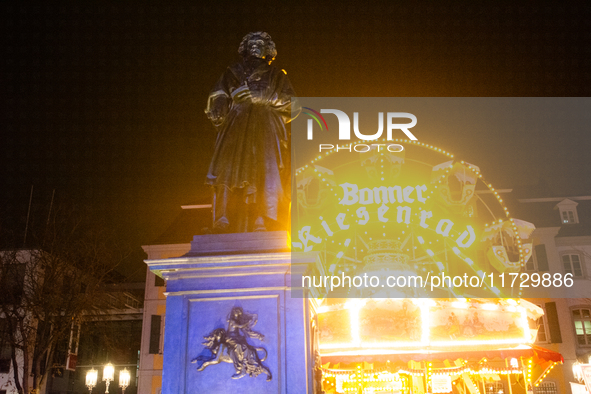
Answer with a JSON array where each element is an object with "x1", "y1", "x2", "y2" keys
[{"x1": 205, "y1": 32, "x2": 297, "y2": 233}]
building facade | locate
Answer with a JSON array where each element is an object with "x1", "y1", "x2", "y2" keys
[
  {"x1": 0, "y1": 249, "x2": 144, "y2": 394},
  {"x1": 517, "y1": 194, "x2": 591, "y2": 394},
  {"x1": 138, "y1": 205, "x2": 210, "y2": 394}
]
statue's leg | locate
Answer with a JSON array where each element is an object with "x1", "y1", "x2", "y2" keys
[
  {"x1": 264, "y1": 366, "x2": 272, "y2": 381},
  {"x1": 251, "y1": 194, "x2": 268, "y2": 232},
  {"x1": 196, "y1": 355, "x2": 221, "y2": 371},
  {"x1": 253, "y1": 214, "x2": 266, "y2": 232},
  {"x1": 233, "y1": 188, "x2": 250, "y2": 233},
  {"x1": 230, "y1": 354, "x2": 246, "y2": 379},
  {"x1": 212, "y1": 186, "x2": 230, "y2": 232}
]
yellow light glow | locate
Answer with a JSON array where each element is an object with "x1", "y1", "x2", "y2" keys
[
  {"x1": 451, "y1": 301, "x2": 468, "y2": 309},
  {"x1": 119, "y1": 369, "x2": 131, "y2": 389},
  {"x1": 481, "y1": 303, "x2": 498, "y2": 311},
  {"x1": 103, "y1": 363, "x2": 114, "y2": 382},
  {"x1": 85, "y1": 369, "x2": 98, "y2": 388},
  {"x1": 317, "y1": 305, "x2": 329, "y2": 313}
]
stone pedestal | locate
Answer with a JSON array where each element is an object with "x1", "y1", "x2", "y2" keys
[{"x1": 146, "y1": 232, "x2": 318, "y2": 394}]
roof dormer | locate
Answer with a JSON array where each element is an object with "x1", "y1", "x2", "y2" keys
[{"x1": 555, "y1": 198, "x2": 579, "y2": 224}]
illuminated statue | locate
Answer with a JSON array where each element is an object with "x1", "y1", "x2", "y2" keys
[
  {"x1": 223, "y1": 307, "x2": 270, "y2": 380},
  {"x1": 192, "y1": 307, "x2": 272, "y2": 381},
  {"x1": 205, "y1": 32, "x2": 298, "y2": 232}
]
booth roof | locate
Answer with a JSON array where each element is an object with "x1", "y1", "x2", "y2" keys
[{"x1": 321, "y1": 344, "x2": 563, "y2": 365}]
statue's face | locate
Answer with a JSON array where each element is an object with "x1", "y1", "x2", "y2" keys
[{"x1": 246, "y1": 37, "x2": 266, "y2": 59}]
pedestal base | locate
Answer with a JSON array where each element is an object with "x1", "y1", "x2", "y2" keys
[{"x1": 146, "y1": 232, "x2": 318, "y2": 394}]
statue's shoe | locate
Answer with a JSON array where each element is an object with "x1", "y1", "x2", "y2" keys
[
  {"x1": 253, "y1": 217, "x2": 266, "y2": 232},
  {"x1": 212, "y1": 222, "x2": 230, "y2": 234}
]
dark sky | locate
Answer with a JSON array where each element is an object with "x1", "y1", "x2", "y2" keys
[{"x1": 2, "y1": 1, "x2": 590, "y2": 279}]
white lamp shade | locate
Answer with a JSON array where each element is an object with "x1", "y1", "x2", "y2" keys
[
  {"x1": 119, "y1": 368, "x2": 131, "y2": 388},
  {"x1": 573, "y1": 362, "x2": 583, "y2": 382},
  {"x1": 86, "y1": 369, "x2": 98, "y2": 387},
  {"x1": 103, "y1": 363, "x2": 115, "y2": 381},
  {"x1": 510, "y1": 358, "x2": 519, "y2": 369}
]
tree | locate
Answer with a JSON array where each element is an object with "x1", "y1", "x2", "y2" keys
[{"x1": 0, "y1": 204, "x2": 128, "y2": 394}]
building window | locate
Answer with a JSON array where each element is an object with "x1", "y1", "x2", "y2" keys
[
  {"x1": 525, "y1": 255, "x2": 536, "y2": 271},
  {"x1": 0, "y1": 319, "x2": 11, "y2": 374},
  {"x1": 0, "y1": 263, "x2": 25, "y2": 305},
  {"x1": 149, "y1": 315, "x2": 162, "y2": 354},
  {"x1": 525, "y1": 245, "x2": 551, "y2": 272},
  {"x1": 562, "y1": 210, "x2": 577, "y2": 224},
  {"x1": 535, "y1": 305, "x2": 549, "y2": 343},
  {"x1": 562, "y1": 254, "x2": 583, "y2": 277},
  {"x1": 556, "y1": 199, "x2": 579, "y2": 225},
  {"x1": 573, "y1": 308, "x2": 591, "y2": 345},
  {"x1": 534, "y1": 382, "x2": 557, "y2": 394},
  {"x1": 0, "y1": 352, "x2": 9, "y2": 374},
  {"x1": 485, "y1": 382, "x2": 504, "y2": 394}
]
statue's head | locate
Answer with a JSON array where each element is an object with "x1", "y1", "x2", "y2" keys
[
  {"x1": 238, "y1": 32, "x2": 277, "y2": 62},
  {"x1": 203, "y1": 328, "x2": 225, "y2": 348},
  {"x1": 230, "y1": 306, "x2": 244, "y2": 320}
]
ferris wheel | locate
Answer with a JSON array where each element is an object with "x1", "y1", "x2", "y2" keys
[{"x1": 292, "y1": 139, "x2": 534, "y2": 299}]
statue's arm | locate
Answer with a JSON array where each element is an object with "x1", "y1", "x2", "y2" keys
[
  {"x1": 204, "y1": 68, "x2": 238, "y2": 127},
  {"x1": 271, "y1": 70, "x2": 301, "y2": 125}
]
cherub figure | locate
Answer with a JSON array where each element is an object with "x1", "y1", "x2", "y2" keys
[
  {"x1": 192, "y1": 307, "x2": 271, "y2": 381},
  {"x1": 227, "y1": 306, "x2": 264, "y2": 342}
]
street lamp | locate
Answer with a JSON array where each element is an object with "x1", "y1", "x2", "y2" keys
[
  {"x1": 85, "y1": 368, "x2": 97, "y2": 393},
  {"x1": 103, "y1": 363, "x2": 115, "y2": 393},
  {"x1": 119, "y1": 368, "x2": 131, "y2": 393},
  {"x1": 573, "y1": 361, "x2": 583, "y2": 383}
]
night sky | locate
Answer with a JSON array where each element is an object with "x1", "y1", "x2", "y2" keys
[{"x1": 2, "y1": 2, "x2": 590, "y2": 279}]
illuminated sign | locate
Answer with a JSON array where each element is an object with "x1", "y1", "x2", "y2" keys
[
  {"x1": 317, "y1": 298, "x2": 539, "y2": 355},
  {"x1": 292, "y1": 139, "x2": 534, "y2": 299}
]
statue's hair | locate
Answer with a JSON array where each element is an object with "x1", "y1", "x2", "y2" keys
[{"x1": 238, "y1": 31, "x2": 277, "y2": 61}]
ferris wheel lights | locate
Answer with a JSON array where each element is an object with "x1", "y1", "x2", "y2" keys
[{"x1": 298, "y1": 141, "x2": 521, "y2": 299}]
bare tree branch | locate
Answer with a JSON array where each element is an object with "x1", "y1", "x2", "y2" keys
[{"x1": 0, "y1": 203, "x2": 131, "y2": 393}]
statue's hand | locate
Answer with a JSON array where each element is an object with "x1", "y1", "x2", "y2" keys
[
  {"x1": 205, "y1": 108, "x2": 224, "y2": 126},
  {"x1": 231, "y1": 84, "x2": 252, "y2": 103}
]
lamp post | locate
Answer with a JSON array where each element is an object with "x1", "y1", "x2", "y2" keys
[
  {"x1": 573, "y1": 361, "x2": 583, "y2": 383},
  {"x1": 119, "y1": 368, "x2": 131, "y2": 393},
  {"x1": 85, "y1": 368, "x2": 97, "y2": 393},
  {"x1": 103, "y1": 363, "x2": 115, "y2": 393}
]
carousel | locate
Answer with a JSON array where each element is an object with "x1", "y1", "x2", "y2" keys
[{"x1": 291, "y1": 139, "x2": 563, "y2": 394}]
